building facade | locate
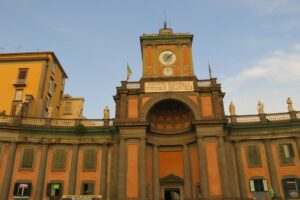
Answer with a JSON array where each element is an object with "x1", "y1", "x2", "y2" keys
[
  {"x1": 0, "y1": 52, "x2": 84, "y2": 119},
  {"x1": 0, "y1": 27, "x2": 300, "y2": 200}
]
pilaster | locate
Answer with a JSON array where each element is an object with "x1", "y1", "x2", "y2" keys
[{"x1": 68, "y1": 144, "x2": 79, "y2": 194}]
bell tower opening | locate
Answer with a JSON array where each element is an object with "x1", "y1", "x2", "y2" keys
[{"x1": 147, "y1": 99, "x2": 194, "y2": 133}]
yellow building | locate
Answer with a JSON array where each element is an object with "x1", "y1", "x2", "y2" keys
[
  {"x1": 0, "y1": 52, "x2": 68, "y2": 118},
  {"x1": 59, "y1": 94, "x2": 85, "y2": 119}
]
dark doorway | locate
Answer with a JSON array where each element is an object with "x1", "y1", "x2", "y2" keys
[{"x1": 164, "y1": 188, "x2": 180, "y2": 200}]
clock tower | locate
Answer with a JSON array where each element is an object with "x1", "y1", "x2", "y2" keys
[{"x1": 140, "y1": 26, "x2": 194, "y2": 78}]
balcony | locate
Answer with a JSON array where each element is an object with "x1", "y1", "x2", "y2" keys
[{"x1": 13, "y1": 79, "x2": 26, "y2": 87}]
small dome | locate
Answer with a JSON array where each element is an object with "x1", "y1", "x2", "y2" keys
[{"x1": 159, "y1": 27, "x2": 173, "y2": 35}]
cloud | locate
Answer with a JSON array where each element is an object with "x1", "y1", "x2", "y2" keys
[{"x1": 228, "y1": 44, "x2": 300, "y2": 82}]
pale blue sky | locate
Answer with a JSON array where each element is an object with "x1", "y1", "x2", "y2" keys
[{"x1": 1, "y1": 0, "x2": 300, "y2": 118}]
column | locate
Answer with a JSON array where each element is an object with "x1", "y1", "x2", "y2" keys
[
  {"x1": 118, "y1": 139, "x2": 126, "y2": 200},
  {"x1": 34, "y1": 143, "x2": 49, "y2": 200},
  {"x1": 264, "y1": 139, "x2": 281, "y2": 197},
  {"x1": 233, "y1": 141, "x2": 248, "y2": 199},
  {"x1": 226, "y1": 141, "x2": 240, "y2": 198},
  {"x1": 217, "y1": 136, "x2": 231, "y2": 198},
  {"x1": 68, "y1": 144, "x2": 79, "y2": 194},
  {"x1": 139, "y1": 138, "x2": 147, "y2": 200},
  {"x1": 109, "y1": 142, "x2": 119, "y2": 200},
  {"x1": 152, "y1": 144, "x2": 160, "y2": 200},
  {"x1": 183, "y1": 144, "x2": 192, "y2": 200},
  {"x1": 100, "y1": 144, "x2": 108, "y2": 199},
  {"x1": 196, "y1": 137, "x2": 209, "y2": 198},
  {"x1": 0, "y1": 142, "x2": 17, "y2": 200},
  {"x1": 296, "y1": 138, "x2": 300, "y2": 159}
]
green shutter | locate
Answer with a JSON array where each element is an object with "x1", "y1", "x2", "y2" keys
[
  {"x1": 279, "y1": 144, "x2": 287, "y2": 163},
  {"x1": 247, "y1": 145, "x2": 261, "y2": 167},
  {"x1": 282, "y1": 179, "x2": 290, "y2": 198},
  {"x1": 288, "y1": 143, "x2": 295, "y2": 157},
  {"x1": 263, "y1": 179, "x2": 268, "y2": 191},
  {"x1": 84, "y1": 149, "x2": 96, "y2": 170},
  {"x1": 250, "y1": 180, "x2": 255, "y2": 192},
  {"x1": 21, "y1": 148, "x2": 34, "y2": 169},
  {"x1": 52, "y1": 149, "x2": 66, "y2": 170}
]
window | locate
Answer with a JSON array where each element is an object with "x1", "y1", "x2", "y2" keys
[
  {"x1": 282, "y1": 178, "x2": 300, "y2": 198},
  {"x1": 250, "y1": 179, "x2": 268, "y2": 192},
  {"x1": 13, "y1": 182, "x2": 32, "y2": 197},
  {"x1": 246, "y1": 144, "x2": 262, "y2": 167},
  {"x1": 279, "y1": 143, "x2": 295, "y2": 164},
  {"x1": 46, "y1": 94, "x2": 51, "y2": 107},
  {"x1": 48, "y1": 77, "x2": 54, "y2": 95},
  {"x1": 17, "y1": 69, "x2": 28, "y2": 80},
  {"x1": 81, "y1": 182, "x2": 94, "y2": 195},
  {"x1": 21, "y1": 147, "x2": 35, "y2": 169},
  {"x1": 46, "y1": 183, "x2": 62, "y2": 197},
  {"x1": 14, "y1": 89, "x2": 23, "y2": 101},
  {"x1": 63, "y1": 101, "x2": 72, "y2": 115},
  {"x1": 52, "y1": 148, "x2": 67, "y2": 170},
  {"x1": 83, "y1": 149, "x2": 96, "y2": 170}
]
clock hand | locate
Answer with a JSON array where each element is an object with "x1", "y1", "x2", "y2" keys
[{"x1": 166, "y1": 53, "x2": 173, "y2": 60}]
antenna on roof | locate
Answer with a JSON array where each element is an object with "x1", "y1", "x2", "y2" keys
[{"x1": 164, "y1": 9, "x2": 167, "y2": 28}]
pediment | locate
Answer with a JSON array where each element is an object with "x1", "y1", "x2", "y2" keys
[{"x1": 159, "y1": 173, "x2": 184, "y2": 186}]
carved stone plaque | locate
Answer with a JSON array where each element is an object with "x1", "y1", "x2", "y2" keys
[{"x1": 144, "y1": 81, "x2": 194, "y2": 93}]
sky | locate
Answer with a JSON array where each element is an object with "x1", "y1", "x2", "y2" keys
[{"x1": 1, "y1": 0, "x2": 300, "y2": 118}]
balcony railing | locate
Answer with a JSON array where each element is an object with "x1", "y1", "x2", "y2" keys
[
  {"x1": 0, "y1": 115, "x2": 114, "y2": 128},
  {"x1": 197, "y1": 80, "x2": 212, "y2": 87}
]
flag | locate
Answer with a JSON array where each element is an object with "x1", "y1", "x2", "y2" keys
[{"x1": 126, "y1": 64, "x2": 132, "y2": 81}]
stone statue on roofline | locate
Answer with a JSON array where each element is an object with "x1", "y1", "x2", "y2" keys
[
  {"x1": 15, "y1": 102, "x2": 23, "y2": 116},
  {"x1": 103, "y1": 106, "x2": 110, "y2": 119},
  {"x1": 229, "y1": 101, "x2": 236, "y2": 116},
  {"x1": 257, "y1": 101, "x2": 264, "y2": 114},
  {"x1": 287, "y1": 97, "x2": 295, "y2": 112}
]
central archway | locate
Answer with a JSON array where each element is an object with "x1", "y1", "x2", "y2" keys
[{"x1": 147, "y1": 99, "x2": 195, "y2": 133}]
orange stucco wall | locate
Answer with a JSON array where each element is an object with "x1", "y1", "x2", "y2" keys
[
  {"x1": 76, "y1": 146, "x2": 102, "y2": 195},
  {"x1": 43, "y1": 146, "x2": 72, "y2": 199},
  {"x1": 127, "y1": 144, "x2": 139, "y2": 198},
  {"x1": 9, "y1": 144, "x2": 41, "y2": 200},
  {"x1": 159, "y1": 151, "x2": 183, "y2": 178},
  {"x1": 241, "y1": 142, "x2": 271, "y2": 198},
  {"x1": 127, "y1": 98, "x2": 139, "y2": 119},
  {"x1": 272, "y1": 141, "x2": 300, "y2": 196},
  {"x1": 200, "y1": 96, "x2": 213, "y2": 117},
  {"x1": 206, "y1": 142, "x2": 221, "y2": 196}
]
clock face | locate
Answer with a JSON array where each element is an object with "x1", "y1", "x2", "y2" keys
[
  {"x1": 159, "y1": 50, "x2": 176, "y2": 65},
  {"x1": 163, "y1": 67, "x2": 173, "y2": 76}
]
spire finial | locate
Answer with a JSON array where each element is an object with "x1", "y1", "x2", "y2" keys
[
  {"x1": 164, "y1": 9, "x2": 167, "y2": 28},
  {"x1": 208, "y1": 60, "x2": 212, "y2": 79}
]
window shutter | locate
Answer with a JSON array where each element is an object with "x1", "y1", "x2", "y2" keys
[
  {"x1": 13, "y1": 183, "x2": 19, "y2": 196},
  {"x1": 52, "y1": 149, "x2": 66, "y2": 170},
  {"x1": 46, "y1": 183, "x2": 52, "y2": 196},
  {"x1": 263, "y1": 179, "x2": 268, "y2": 191},
  {"x1": 288, "y1": 143, "x2": 295, "y2": 157},
  {"x1": 297, "y1": 179, "x2": 300, "y2": 195},
  {"x1": 21, "y1": 148, "x2": 34, "y2": 168},
  {"x1": 84, "y1": 149, "x2": 96, "y2": 170},
  {"x1": 279, "y1": 144, "x2": 286, "y2": 163},
  {"x1": 282, "y1": 179, "x2": 290, "y2": 198},
  {"x1": 250, "y1": 180, "x2": 255, "y2": 192},
  {"x1": 253, "y1": 145, "x2": 261, "y2": 166},
  {"x1": 25, "y1": 183, "x2": 32, "y2": 196}
]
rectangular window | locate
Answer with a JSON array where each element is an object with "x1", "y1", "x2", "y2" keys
[
  {"x1": 250, "y1": 179, "x2": 268, "y2": 192},
  {"x1": 17, "y1": 68, "x2": 28, "y2": 80},
  {"x1": 63, "y1": 101, "x2": 73, "y2": 115},
  {"x1": 282, "y1": 178, "x2": 300, "y2": 198},
  {"x1": 246, "y1": 144, "x2": 262, "y2": 167},
  {"x1": 84, "y1": 149, "x2": 96, "y2": 170},
  {"x1": 13, "y1": 182, "x2": 32, "y2": 197},
  {"x1": 14, "y1": 89, "x2": 23, "y2": 101},
  {"x1": 21, "y1": 147, "x2": 35, "y2": 169},
  {"x1": 81, "y1": 182, "x2": 94, "y2": 195},
  {"x1": 279, "y1": 143, "x2": 295, "y2": 164},
  {"x1": 46, "y1": 183, "x2": 62, "y2": 197},
  {"x1": 48, "y1": 77, "x2": 54, "y2": 95},
  {"x1": 52, "y1": 148, "x2": 67, "y2": 170}
]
